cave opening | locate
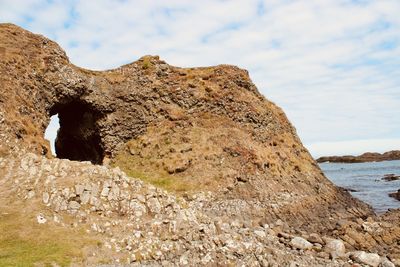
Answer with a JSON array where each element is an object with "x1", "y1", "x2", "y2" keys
[
  {"x1": 48, "y1": 101, "x2": 105, "y2": 164},
  {"x1": 44, "y1": 114, "x2": 60, "y2": 156}
]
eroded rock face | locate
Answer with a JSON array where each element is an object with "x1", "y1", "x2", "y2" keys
[{"x1": 0, "y1": 23, "x2": 372, "y2": 229}]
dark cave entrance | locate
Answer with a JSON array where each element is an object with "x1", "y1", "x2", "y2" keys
[{"x1": 49, "y1": 101, "x2": 105, "y2": 164}]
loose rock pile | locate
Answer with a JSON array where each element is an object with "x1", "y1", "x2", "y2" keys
[{"x1": 0, "y1": 153, "x2": 397, "y2": 266}]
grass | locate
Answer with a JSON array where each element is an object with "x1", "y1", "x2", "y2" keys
[
  {"x1": 112, "y1": 152, "x2": 193, "y2": 193},
  {"x1": 123, "y1": 166, "x2": 192, "y2": 193},
  {"x1": 141, "y1": 57, "x2": 153, "y2": 70},
  {"x1": 0, "y1": 206, "x2": 95, "y2": 266}
]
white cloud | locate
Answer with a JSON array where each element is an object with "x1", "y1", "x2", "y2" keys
[{"x1": 1, "y1": 0, "x2": 399, "y2": 156}]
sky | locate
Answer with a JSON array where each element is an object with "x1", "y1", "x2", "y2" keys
[{"x1": 1, "y1": 0, "x2": 399, "y2": 157}]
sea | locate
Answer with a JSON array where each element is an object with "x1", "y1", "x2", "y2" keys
[{"x1": 319, "y1": 160, "x2": 400, "y2": 214}]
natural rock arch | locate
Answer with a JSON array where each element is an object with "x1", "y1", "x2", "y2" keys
[{"x1": 0, "y1": 23, "x2": 373, "y2": 229}]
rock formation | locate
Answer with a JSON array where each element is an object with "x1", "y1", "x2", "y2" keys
[
  {"x1": 389, "y1": 190, "x2": 400, "y2": 201},
  {"x1": 0, "y1": 23, "x2": 371, "y2": 227},
  {"x1": 1, "y1": 23, "x2": 399, "y2": 265},
  {"x1": 317, "y1": 150, "x2": 400, "y2": 163}
]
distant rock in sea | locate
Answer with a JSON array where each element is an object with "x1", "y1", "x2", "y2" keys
[
  {"x1": 382, "y1": 174, "x2": 400, "y2": 182},
  {"x1": 389, "y1": 189, "x2": 400, "y2": 201},
  {"x1": 316, "y1": 150, "x2": 400, "y2": 163}
]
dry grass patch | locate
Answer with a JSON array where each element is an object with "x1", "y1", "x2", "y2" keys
[
  {"x1": 112, "y1": 155, "x2": 194, "y2": 193},
  {"x1": 0, "y1": 205, "x2": 96, "y2": 266}
]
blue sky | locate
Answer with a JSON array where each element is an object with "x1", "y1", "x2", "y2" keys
[{"x1": 1, "y1": 0, "x2": 399, "y2": 157}]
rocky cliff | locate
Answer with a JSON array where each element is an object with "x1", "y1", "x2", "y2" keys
[{"x1": 1, "y1": 23, "x2": 399, "y2": 266}]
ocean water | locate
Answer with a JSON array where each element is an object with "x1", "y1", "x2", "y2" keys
[{"x1": 319, "y1": 160, "x2": 400, "y2": 214}]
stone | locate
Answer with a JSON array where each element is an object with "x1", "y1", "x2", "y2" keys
[
  {"x1": 290, "y1": 237, "x2": 313, "y2": 250},
  {"x1": 254, "y1": 230, "x2": 266, "y2": 238},
  {"x1": 37, "y1": 214, "x2": 47, "y2": 224},
  {"x1": 42, "y1": 192, "x2": 50, "y2": 204},
  {"x1": 80, "y1": 190, "x2": 91, "y2": 204},
  {"x1": 380, "y1": 258, "x2": 395, "y2": 267},
  {"x1": 68, "y1": 201, "x2": 81, "y2": 210},
  {"x1": 108, "y1": 186, "x2": 120, "y2": 201},
  {"x1": 101, "y1": 187, "x2": 110, "y2": 197},
  {"x1": 129, "y1": 147, "x2": 136, "y2": 155},
  {"x1": 129, "y1": 200, "x2": 147, "y2": 217},
  {"x1": 147, "y1": 197, "x2": 162, "y2": 213},
  {"x1": 325, "y1": 239, "x2": 345, "y2": 255},
  {"x1": 26, "y1": 190, "x2": 35, "y2": 199},
  {"x1": 179, "y1": 253, "x2": 189, "y2": 265},
  {"x1": 307, "y1": 233, "x2": 323, "y2": 244},
  {"x1": 350, "y1": 251, "x2": 381, "y2": 267},
  {"x1": 75, "y1": 184, "x2": 85, "y2": 195},
  {"x1": 53, "y1": 215, "x2": 60, "y2": 223}
]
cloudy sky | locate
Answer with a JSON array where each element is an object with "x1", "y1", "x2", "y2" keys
[{"x1": 1, "y1": 0, "x2": 399, "y2": 157}]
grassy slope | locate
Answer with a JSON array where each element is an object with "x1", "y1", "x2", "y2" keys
[{"x1": 0, "y1": 204, "x2": 96, "y2": 267}]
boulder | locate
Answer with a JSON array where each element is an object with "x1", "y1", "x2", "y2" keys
[
  {"x1": 325, "y1": 239, "x2": 346, "y2": 259},
  {"x1": 380, "y1": 258, "x2": 395, "y2": 267},
  {"x1": 290, "y1": 237, "x2": 313, "y2": 250},
  {"x1": 350, "y1": 251, "x2": 381, "y2": 267},
  {"x1": 325, "y1": 239, "x2": 345, "y2": 254}
]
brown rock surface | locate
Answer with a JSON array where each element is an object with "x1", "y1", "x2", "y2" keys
[
  {"x1": 332, "y1": 210, "x2": 400, "y2": 263},
  {"x1": 0, "y1": 23, "x2": 373, "y2": 230},
  {"x1": 317, "y1": 150, "x2": 400, "y2": 163}
]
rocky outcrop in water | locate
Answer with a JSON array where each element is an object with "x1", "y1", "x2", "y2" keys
[
  {"x1": 389, "y1": 190, "x2": 400, "y2": 201},
  {"x1": 382, "y1": 174, "x2": 400, "y2": 181},
  {"x1": 317, "y1": 150, "x2": 400, "y2": 163}
]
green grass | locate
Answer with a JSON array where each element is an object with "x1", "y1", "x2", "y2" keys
[
  {"x1": 124, "y1": 168, "x2": 191, "y2": 193},
  {"x1": 141, "y1": 57, "x2": 153, "y2": 70},
  {"x1": 0, "y1": 238, "x2": 70, "y2": 267},
  {"x1": 0, "y1": 208, "x2": 95, "y2": 266},
  {"x1": 112, "y1": 152, "x2": 193, "y2": 193}
]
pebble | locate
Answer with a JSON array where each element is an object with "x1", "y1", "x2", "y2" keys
[{"x1": 37, "y1": 214, "x2": 47, "y2": 224}]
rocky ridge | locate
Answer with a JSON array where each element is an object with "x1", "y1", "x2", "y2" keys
[{"x1": 317, "y1": 151, "x2": 400, "y2": 163}]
